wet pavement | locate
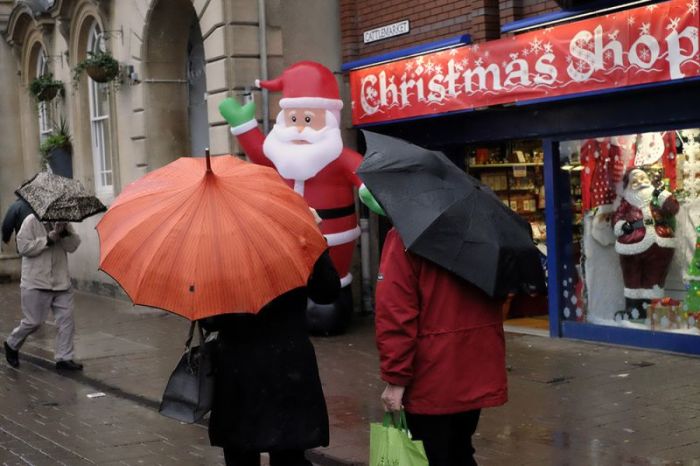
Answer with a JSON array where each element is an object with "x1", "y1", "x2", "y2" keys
[{"x1": 0, "y1": 282, "x2": 699, "y2": 465}]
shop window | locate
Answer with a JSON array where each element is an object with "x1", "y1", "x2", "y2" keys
[
  {"x1": 466, "y1": 140, "x2": 548, "y2": 322},
  {"x1": 87, "y1": 22, "x2": 113, "y2": 196},
  {"x1": 560, "y1": 129, "x2": 700, "y2": 335}
]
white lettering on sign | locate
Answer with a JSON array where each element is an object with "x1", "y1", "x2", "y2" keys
[
  {"x1": 349, "y1": 0, "x2": 700, "y2": 125},
  {"x1": 363, "y1": 20, "x2": 410, "y2": 44}
]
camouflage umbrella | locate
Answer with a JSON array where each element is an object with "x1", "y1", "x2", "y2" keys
[{"x1": 16, "y1": 171, "x2": 106, "y2": 222}]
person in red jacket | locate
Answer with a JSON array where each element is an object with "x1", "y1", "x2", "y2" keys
[{"x1": 374, "y1": 227, "x2": 508, "y2": 466}]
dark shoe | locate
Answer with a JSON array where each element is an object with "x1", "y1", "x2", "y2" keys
[
  {"x1": 4, "y1": 341, "x2": 19, "y2": 368},
  {"x1": 55, "y1": 360, "x2": 83, "y2": 371}
]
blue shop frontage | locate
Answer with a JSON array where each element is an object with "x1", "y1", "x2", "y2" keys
[{"x1": 343, "y1": 0, "x2": 700, "y2": 354}]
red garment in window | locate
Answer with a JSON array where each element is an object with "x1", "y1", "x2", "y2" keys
[{"x1": 580, "y1": 139, "x2": 624, "y2": 212}]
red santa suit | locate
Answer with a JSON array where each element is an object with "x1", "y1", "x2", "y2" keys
[
  {"x1": 228, "y1": 62, "x2": 363, "y2": 288},
  {"x1": 612, "y1": 176, "x2": 679, "y2": 300}
]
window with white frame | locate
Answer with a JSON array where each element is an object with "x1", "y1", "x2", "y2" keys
[
  {"x1": 87, "y1": 22, "x2": 113, "y2": 195},
  {"x1": 36, "y1": 49, "x2": 52, "y2": 143}
]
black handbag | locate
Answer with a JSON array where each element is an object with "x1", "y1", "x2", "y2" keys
[{"x1": 159, "y1": 321, "x2": 216, "y2": 423}]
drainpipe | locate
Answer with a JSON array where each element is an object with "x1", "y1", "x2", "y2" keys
[{"x1": 257, "y1": 0, "x2": 269, "y2": 134}]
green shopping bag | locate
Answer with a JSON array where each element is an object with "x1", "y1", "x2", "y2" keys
[{"x1": 369, "y1": 410, "x2": 428, "y2": 466}]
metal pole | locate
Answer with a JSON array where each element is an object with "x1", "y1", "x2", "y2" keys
[{"x1": 258, "y1": 0, "x2": 269, "y2": 134}]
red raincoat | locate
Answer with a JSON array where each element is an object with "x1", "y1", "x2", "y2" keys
[{"x1": 375, "y1": 228, "x2": 508, "y2": 415}]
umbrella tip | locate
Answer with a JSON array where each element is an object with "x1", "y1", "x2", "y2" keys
[{"x1": 205, "y1": 148, "x2": 212, "y2": 172}]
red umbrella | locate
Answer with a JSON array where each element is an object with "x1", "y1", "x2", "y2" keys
[{"x1": 96, "y1": 153, "x2": 327, "y2": 320}]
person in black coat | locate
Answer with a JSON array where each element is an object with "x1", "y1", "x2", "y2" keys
[
  {"x1": 2, "y1": 197, "x2": 33, "y2": 244},
  {"x1": 201, "y1": 250, "x2": 340, "y2": 466}
]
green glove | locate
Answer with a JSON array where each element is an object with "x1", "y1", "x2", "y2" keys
[
  {"x1": 219, "y1": 97, "x2": 256, "y2": 127},
  {"x1": 359, "y1": 184, "x2": 386, "y2": 216}
]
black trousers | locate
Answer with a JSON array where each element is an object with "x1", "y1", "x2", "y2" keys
[
  {"x1": 223, "y1": 448, "x2": 311, "y2": 466},
  {"x1": 405, "y1": 409, "x2": 482, "y2": 466}
]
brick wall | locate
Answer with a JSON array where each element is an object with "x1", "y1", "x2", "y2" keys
[{"x1": 341, "y1": 0, "x2": 559, "y2": 63}]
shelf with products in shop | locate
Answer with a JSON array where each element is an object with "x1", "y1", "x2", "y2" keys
[{"x1": 466, "y1": 141, "x2": 546, "y2": 243}]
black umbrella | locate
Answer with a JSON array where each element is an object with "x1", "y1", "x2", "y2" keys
[
  {"x1": 358, "y1": 131, "x2": 546, "y2": 298},
  {"x1": 16, "y1": 171, "x2": 107, "y2": 222}
]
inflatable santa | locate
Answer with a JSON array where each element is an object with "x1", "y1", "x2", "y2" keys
[
  {"x1": 218, "y1": 61, "x2": 363, "y2": 334},
  {"x1": 612, "y1": 168, "x2": 679, "y2": 320}
]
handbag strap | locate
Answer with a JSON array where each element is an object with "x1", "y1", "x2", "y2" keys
[
  {"x1": 184, "y1": 321, "x2": 208, "y2": 349},
  {"x1": 184, "y1": 321, "x2": 196, "y2": 349}
]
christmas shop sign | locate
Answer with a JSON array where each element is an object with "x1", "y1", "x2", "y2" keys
[{"x1": 349, "y1": 0, "x2": 700, "y2": 125}]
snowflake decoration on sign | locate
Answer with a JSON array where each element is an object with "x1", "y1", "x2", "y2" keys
[
  {"x1": 667, "y1": 17, "x2": 681, "y2": 31},
  {"x1": 627, "y1": 16, "x2": 636, "y2": 26},
  {"x1": 691, "y1": 28, "x2": 698, "y2": 40},
  {"x1": 416, "y1": 56, "x2": 424, "y2": 65},
  {"x1": 689, "y1": 0, "x2": 699, "y2": 15},
  {"x1": 509, "y1": 52, "x2": 519, "y2": 60},
  {"x1": 405, "y1": 61, "x2": 413, "y2": 72},
  {"x1": 449, "y1": 48, "x2": 459, "y2": 56},
  {"x1": 543, "y1": 42, "x2": 553, "y2": 53},
  {"x1": 640, "y1": 48, "x2": 651, "y2": 61},
  {"x1": 575, "y1": 37, "x2": 589, "y2": 48},
  {"x1": 576, "y1": 59, "x2": 588, "y2": 72},
  {"x1": 545, "y1": 26, "x2": 554, "y2": 33},
  {"x1": 604, "y1": 50, "x2": 614, "y2": 61},
  {"x1": 472, "y1": 43, "x2": 480, "y2": 52},
  {"x1": 434, "y1": 64, "x2": 443, "y2": 75},
  {"x1": 474, "y1": 57, "x2": 484, "y2": 67},
  {"x1": 484, "y1": 50, "x2": 490, "y2": 58},
  {"x1": 460, "y1": 58, "x2": 469, "y2": 68},
  {"x1": 646, "y1": 3, "x2": 657, "y2": 10},
  {"x1": 522, "y1": 48, "x2": 530, "y2": 57},
  {"x1": 530, "y1": 38, "x2": 543, "y2": 53},
  {"x1": 426, "y1": 61, "x2": 435, "y2": 73},
  {"x1": 367, "y1": 87, "x2": 378, "y2": 100},
  {"x1": 608, "y1": 30, "x2": 619, "y2": 41},
  {"x1": 640, "y1": 22, "x2": 651, "y2": 35}
]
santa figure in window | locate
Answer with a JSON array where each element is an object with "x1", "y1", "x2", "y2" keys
[
  {"x1": 612, "y1": 168, "x2": 679, "y2": 320},
  {"x1": 218, "y1": 61, "x2": 363, "y2": 334}
]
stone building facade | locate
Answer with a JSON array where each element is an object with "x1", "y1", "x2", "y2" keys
[{"x1": 0, "y1": 0, "x2": 343, "y2": 293}]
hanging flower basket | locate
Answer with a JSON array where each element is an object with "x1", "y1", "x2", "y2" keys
[
  {"x1": 73, "y1": 50, "x2": 120, "y2": 87},
  {"x1": 29, "y1": 74, "x2": 64, "y2": 102},
  {"x1": 86, "y1": 63, "x2": 119, "y2": 83}
]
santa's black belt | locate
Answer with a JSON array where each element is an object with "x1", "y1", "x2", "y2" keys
[
  {"x1": 316, "y1": 204, "x2": 356, "y2": 220},
  {"x1": 630, "y1": 219, "x2": 666, "y2": 229}
]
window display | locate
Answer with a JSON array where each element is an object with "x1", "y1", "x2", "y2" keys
[
  {"x1": 467, "y1": 141, "x2": 548, "y2": 321},
  {"x1": 560, "y1": 129, "x2": 700, "y2": 335}
]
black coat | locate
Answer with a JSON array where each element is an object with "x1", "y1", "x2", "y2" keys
[
  {"x1": 2, "y1": 198, "x2": 33, "y2": 244},
  {"x1": 202, "y1": 251, "x2": 339, "y2": 452}
]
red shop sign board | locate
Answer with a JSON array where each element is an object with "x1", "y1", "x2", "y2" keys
[{"x1": 348, "y1": 0, "x2": 700, "y2": 125}]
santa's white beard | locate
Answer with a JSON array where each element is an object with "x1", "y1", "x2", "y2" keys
[
  {"x1": 263, "y1": 121, "x2": 343, "y2": 181},
  {"x1": 624, "y1": 185, "x2": 654, "y2": 208}
]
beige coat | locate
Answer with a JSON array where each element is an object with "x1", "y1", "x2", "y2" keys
[{"x1": 16, "y1": 214, "x2": 81, "y2": 290}]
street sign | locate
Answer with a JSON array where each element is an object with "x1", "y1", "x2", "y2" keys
[{"x1": 363, "y1": 20, "x2": 410, "y2": 44}]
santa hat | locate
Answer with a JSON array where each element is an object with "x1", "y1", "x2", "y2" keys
[{"x1": 255, "y1": 61, "x2": 343, "y2": 111}]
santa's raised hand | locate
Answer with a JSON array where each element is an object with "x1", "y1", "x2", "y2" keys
[{"x1": 219, "y1": 98, "x2": 256, "y2": 132}]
